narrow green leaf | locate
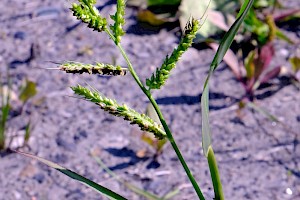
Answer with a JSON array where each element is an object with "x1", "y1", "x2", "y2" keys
[
  {"x1": 16, "y1": 151, "x2": 127, "y2": 200},
  {"x1": 162, "y1": 189, "x2": 180, "y2": 200},
  {"x1": 0, "y1": 74, "x2": 10, "y2": 150},
  {"x1": 276, "y1": 29, "x2": 294, "y2": 44},
  {"x1": 207, "y1": 146, "x2": 224, "y2": 200},
  {"x1": 148, "y1": 0, "x2": 181, "y2": 6},
  {"x1": 200, "y1": 0, "x2": 254, "y2": 200},
  {"x1": 24, "y1": 120, "x2": 32, "y2": 143},
  {"x1": 92, "y1": 154, "x2": 162, "y2": 200},
  {"x1": 247, "y1": 102, "x2": 279, "y2": 122},
  {"x1": 201, "y1": 0, "x2": 254, "y2": 156}
]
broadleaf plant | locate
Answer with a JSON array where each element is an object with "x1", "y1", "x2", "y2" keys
[{"x1": 18, "y1": 0, "x2": 254, "y2": 199}]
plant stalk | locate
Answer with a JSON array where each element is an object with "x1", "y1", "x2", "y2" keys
[{"x1": 110, "y1": 34, "x2": 205, "y2": 199}]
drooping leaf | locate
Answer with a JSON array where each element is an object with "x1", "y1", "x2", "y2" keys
[
  {"x1": 91, "y1": 152, "x2": 163, "y2": 200},
  {"x1": 16, "y1": 151, "x2": 127, "y2": 200},
  {"x1": 247, "y1": 102, "x2": 279, "y2": 122},
  {"x1": 162, "y1": 189, "x2": 180, "y2": 200},
  {"x1": 260, "y1": 66, "x2": 281, "y2": 84},
  {"x1": 275, "y1": 29, "x2": 294, "y2": 44}
]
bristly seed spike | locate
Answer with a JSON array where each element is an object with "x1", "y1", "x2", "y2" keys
[
  {"x1": 146, "y1": 17, "x2": 201, "y2": 90},
  {"x1": 71, "y1": 0, "x2": 107, "y2": 32},
  {"x1": 110, "y1": 0, "x2": 126, "y2": 44},
  {"x1": 71, "y1": 85, "x2": 166, "y2": 139},
  {"x1": 59, "y1": 61, "x2": 127, "y2": 76}
]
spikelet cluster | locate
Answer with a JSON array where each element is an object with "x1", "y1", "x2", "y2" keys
[
  {"x1": 72, "y1": 85, "x2": 166, "y2": 139},
  {"x1": 71, "y1": 0, "x2": 107, "y2": 32},
  {"x1": 60, "y1": 62, "x2": 126, "y2": 76},
  {"x1": 110, "y1": 0, "x2": 126, "y2": 44},
  {"x1": 146, "y1": 18, "x2": 200, "y2": 90}
]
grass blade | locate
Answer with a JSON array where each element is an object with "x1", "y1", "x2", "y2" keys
[
  {"x1": 16, "y1": 151, "x2": 127, "y2": 200},
  {"x1": 92, "y1": 153, "x2": 163, "y2": 200},
  {"x1": 200, "y1": 0, "x2": 254, "y2": 199},
  {"x1": 162, "y1": 189, "x2": 180, "y2": 200},
  {"x1": 0, "y1": 69, "x2": 11, "y2": 150},
  {"x1": 207, "y1": 146, "x2": 224, "y2": 200},
  {"x1": 201, "y1": 0, "x2": 254, "y2": 158}
]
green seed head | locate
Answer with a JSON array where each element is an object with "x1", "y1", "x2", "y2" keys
[
  {"x1": 60, "y1": 62, "x2": 127, "y2": 76},
  {"x1": 146, "y1": 18, "x2": 200, "y2": 90},
  {"x1": 72, "y1": 85, "x2": 166, "y2": 139},
  {"x1": 71, "y1": 1, "x2": 107, "y2": 32},
  {"x1": 110, "y1": 0, "x2": 126, "y2": 44}
]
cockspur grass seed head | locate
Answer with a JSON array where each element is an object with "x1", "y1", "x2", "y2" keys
[
  {"x1": 110, "y1": 0, "x2": 126, "y2": 44},
  {"x1": 146, "y1": 18, "x2": 200, "y2": 90},
  {"x1": 60, "y1": 62, "x2": 127, "y2": 76},
  {"x1": 72, "y1": 85, "x2": 166, "y2": 139},
  {"x1": 71, "y1": 0, "x2": 107, "y2": 32}
]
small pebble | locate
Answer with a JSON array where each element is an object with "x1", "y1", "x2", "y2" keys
[
  {"x1": 279, "y1": 49, "x2": 289, "y2": 57},
  {"x1": 14, "y1": 31, "x2": 26, "y2": 40},
  {"x1": 33, "y1": 173, "x2": 45, "y2": 184},
  {"x1": 13, "y1": 191, "x2": 22, "y2": 199},
  {"x1": 286, "y1": 187, "x2": 293, "y2": 195}
]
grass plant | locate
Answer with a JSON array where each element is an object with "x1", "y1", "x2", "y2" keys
[
  {"x1": 18, "y1": 0, "x2": 254, "y2": 199},
  {"x1": 0, "y1": 69, "x2": 10, "y2": 150},
  {"x1": 0, "y1": 68, "x2": 36, "y2": 151}
]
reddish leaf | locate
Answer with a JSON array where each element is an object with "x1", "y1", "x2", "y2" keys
[
  {"x1": 273, "y1": 8, "x2": 300, "y2": 21},
  {"x1": 254, "y1": 42, "x2": 274, "y2": 78},
  {"x1": 260, "y1": 66, "x2": 281, "y2": 84}
]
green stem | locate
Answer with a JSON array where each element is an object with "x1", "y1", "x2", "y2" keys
[
  {"x1": 108, "y1": 31, "x2": 205, "y2": 199},
  {"x1": 207, "y1": 146, "x2": 224, "y2": 200},
  {"x1": 147, "y1": 95, "x2": 206, "y2": 200}
]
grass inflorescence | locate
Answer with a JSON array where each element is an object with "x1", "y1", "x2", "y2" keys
[
  {"x1": 72, "y1": 85, "x2": 166, "y2": 139},
  {"x1": 146, "y1": 18, "x2": 200, "y2": 90},
  {"x1": 110, "y1": 0, "x2": 126, "y2": 44},
  {"x1": 71, "y1": 0, "x2": 107, "y2": 32},
  {"x1": 60, "y1": 62, "x2": 127, "y2": 76}
]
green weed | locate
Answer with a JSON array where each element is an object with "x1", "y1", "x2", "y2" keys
[{"x1": 18, "y1": 0, "x2": 254, "y2": 199}]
